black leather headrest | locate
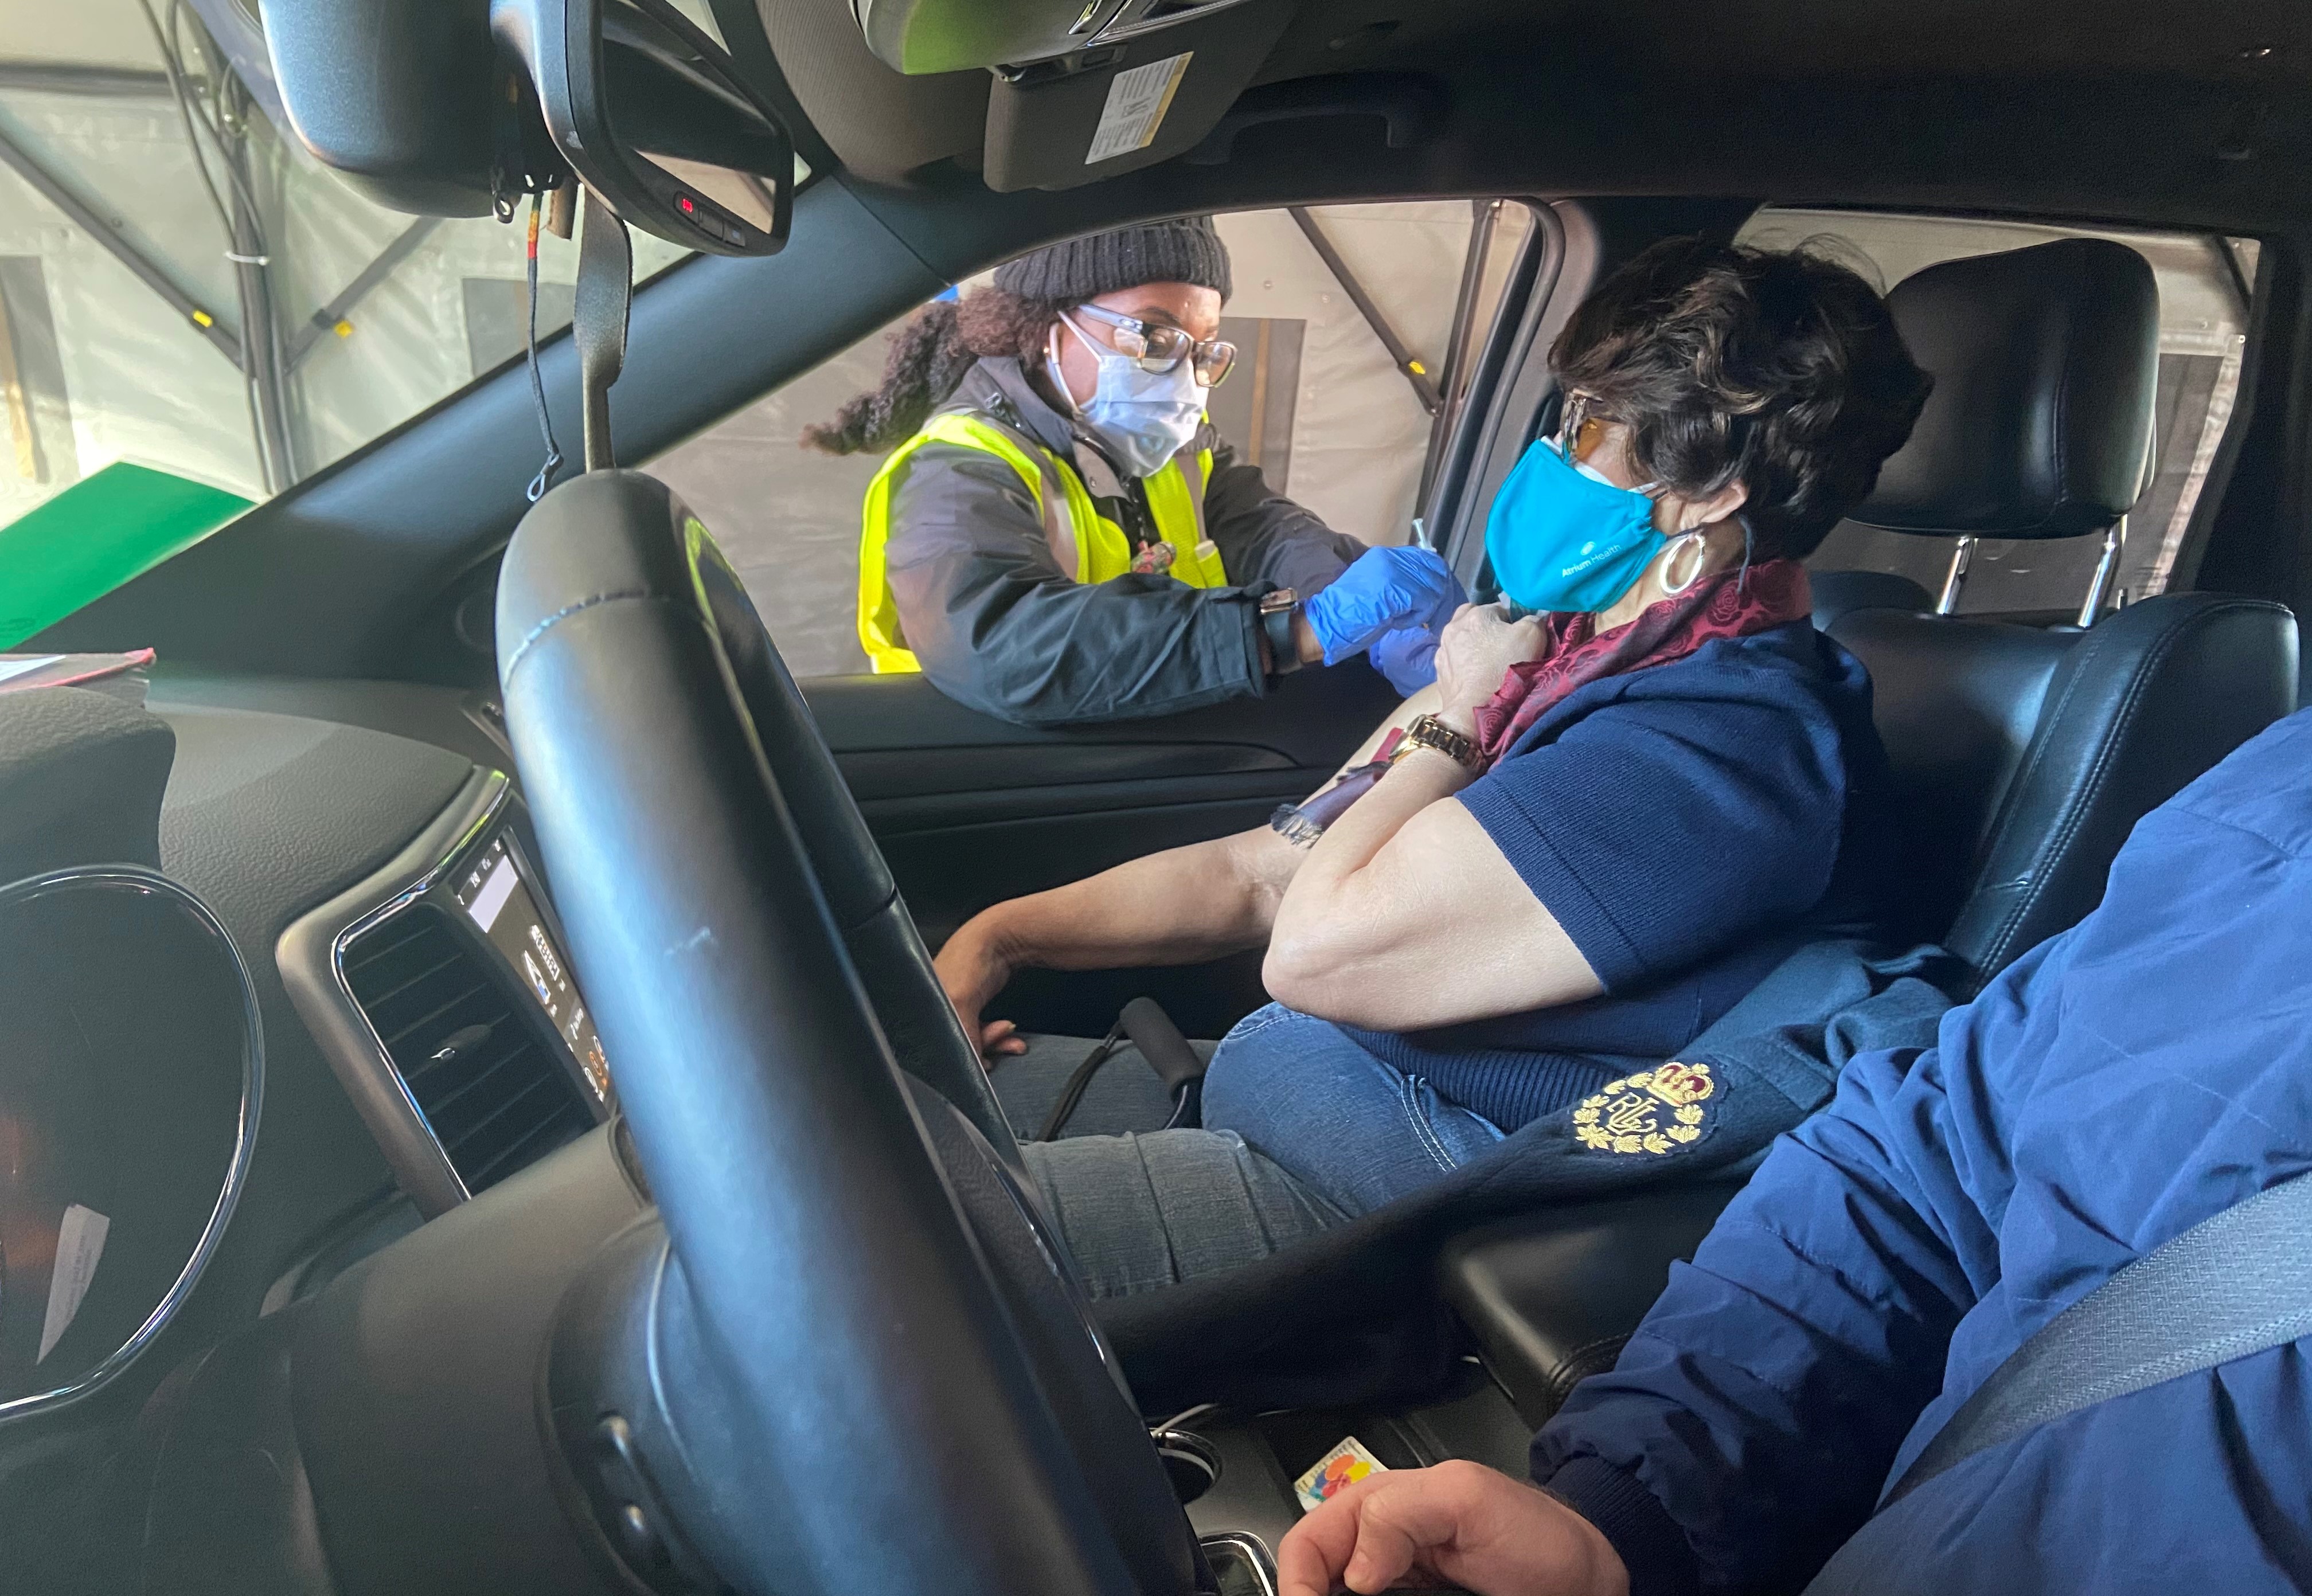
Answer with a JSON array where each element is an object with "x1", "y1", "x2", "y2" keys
[{"x1": 1852, "y1": 238, "x2": 2159, "y2": 540}]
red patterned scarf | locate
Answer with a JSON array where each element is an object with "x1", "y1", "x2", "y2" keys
[{"x1": 1472, "y1": 560, "x2": 1814, "y2": 765}]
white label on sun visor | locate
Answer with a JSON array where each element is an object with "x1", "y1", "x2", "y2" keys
[
  {"x1": 40, "y1": 1204, "x2": 111, "y2": 1363},
  {"x1": 1086, "y1": 52, "x2": 1193, "y2": 165}
]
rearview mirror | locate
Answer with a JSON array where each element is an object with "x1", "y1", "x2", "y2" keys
[{"x1": 493, "y1": 0, "x2": 794, "y2": 255}]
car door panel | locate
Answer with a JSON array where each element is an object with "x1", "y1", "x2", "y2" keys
[{"x1": 799, "y1": 663, "x2": 1399, "y2": 1038}]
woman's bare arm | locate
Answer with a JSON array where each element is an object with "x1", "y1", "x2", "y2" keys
[
  {"x1": 1263, "y1": 606, "x2": 1602, "y2": 1030},
  {"x1": 1262, "y1": 749, "x2": 1600, "y2": 1030},
  {"x1": 934, "y1": 683, "x2": 1440, "y2": 1051}
]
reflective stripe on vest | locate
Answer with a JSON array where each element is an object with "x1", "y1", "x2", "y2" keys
[{"x1": 856, "y1": 409, "x2": 1224, "y2": 674}]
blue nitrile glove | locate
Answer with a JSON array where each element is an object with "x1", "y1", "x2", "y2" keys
[
  {"x1": 1302, "y1": 546, "x2": 1463, "y2": 665},
  {"x1": 1370, "y1": 624, "x2": 1440, "y2": 695}
]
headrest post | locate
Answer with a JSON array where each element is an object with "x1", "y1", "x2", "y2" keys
[
  {"x1": 1935, "y1": 537, "x2": 1977, "y2": 616},
  {"x1": 2076, "y1": 518, "x2": 2127, "y2": 629}
]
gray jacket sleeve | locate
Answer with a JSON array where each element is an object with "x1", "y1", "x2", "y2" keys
[
  {"x1": 1202, "y1": 437, "x2": 1367, "y2": 596},
  {"x1": 883, "y1": 441, "x2": 1269, "y2": 727}
]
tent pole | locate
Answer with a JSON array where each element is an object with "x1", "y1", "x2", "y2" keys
[
  {"x1": 1417, "y1": 198, "x2": 1501, "y2": 510},
  {"x1": 1288, "y1": 207, "x2": 1440, "y2": 416},
  {"x1": 0, "y1": 122, "x2": 243, "y2": 371},
  {"x1": 288, "y1": 218, "x2": 443, "y2": 367}
]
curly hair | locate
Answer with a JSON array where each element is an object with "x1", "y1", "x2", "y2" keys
[
  {"x1": 1550, "y1": 237, "x2": 1932, "y2": 560},
  {"x1": 802, "y1": 288, "x2": 1071, "y2": 455}
]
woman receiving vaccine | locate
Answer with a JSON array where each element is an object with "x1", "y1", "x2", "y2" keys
[
  {"x1": 809, "y1": 217, "x2": 1461, "y2": 726},
  {"x1": 936, "y1": 237, "x2": 1938, "y2": 1293}
]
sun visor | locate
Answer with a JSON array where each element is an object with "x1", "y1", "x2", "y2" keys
[
  {"x1": 847, "y1": 0, "x2": 1295, "y2": 192},
  {"x1": 983, "y1": 0, "x2": 1294, "y2": 192}
]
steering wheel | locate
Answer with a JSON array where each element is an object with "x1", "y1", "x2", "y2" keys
[{"x1": 494, "y1": 471, "x2": 1202, "y2": 1595}]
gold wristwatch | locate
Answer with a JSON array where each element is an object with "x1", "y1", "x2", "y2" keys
[{"x1": 1395, "y1": 713, "x2": 1480, "y2": 769}]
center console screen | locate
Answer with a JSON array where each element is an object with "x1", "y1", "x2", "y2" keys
[{"x1": 450, "y1": 835, "x2": 611, "y2": 1102}]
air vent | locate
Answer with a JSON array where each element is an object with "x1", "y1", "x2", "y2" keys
[{"x1": 341, "y1": 903, "x2": 593, "y2": 1195}]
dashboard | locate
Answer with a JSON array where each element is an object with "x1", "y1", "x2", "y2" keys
[
  {"x1": 281, "y1": 774, "x2": 614, "y2": 1215},
  {"x1": 0, "y1": 670, "x2": 618, "y2": 1426},
  {"x1": 0, "y1": 666, "x2": 569, "y2": 1452}
]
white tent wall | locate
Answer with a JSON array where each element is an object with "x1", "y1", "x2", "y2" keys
[
  {"x1": 0, "y1": 19, "x2": 684, "y2": 531},
  {"x1": 1212, "y1": 201, "x2": 1481, "y2": 550},
  {"x1": 0, "y1": 87, "x2": 263, "y2": 524}
]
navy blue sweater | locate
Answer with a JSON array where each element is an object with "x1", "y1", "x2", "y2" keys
[
  {"x1": 1535, "y1": 706, "x2": 2312, "y2": 1595},
  {"x1": 1348, "y1": 621, "x2": 1904, "y2": 1129}
]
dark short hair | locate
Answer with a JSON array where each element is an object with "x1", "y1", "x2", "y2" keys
[{"x1": 1550, "y1": 236, "x2": 1932, "y2": 560}]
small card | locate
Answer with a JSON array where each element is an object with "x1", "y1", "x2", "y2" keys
[{"x1": 1294, "y1": 1435, "x2": 1386, "y2": 1512}]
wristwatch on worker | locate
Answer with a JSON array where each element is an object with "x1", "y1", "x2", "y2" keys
[
  {"x1": 1258, "y1": 588, "x2": 1302, "y2": 678},
  {"x1": 1395, "y1": 712, "x2": 1481, "y2": 769}
]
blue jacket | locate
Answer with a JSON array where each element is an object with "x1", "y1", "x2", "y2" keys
[{"x1": 1534, "y1": 705, "x2": 2312, "y2": 1595}]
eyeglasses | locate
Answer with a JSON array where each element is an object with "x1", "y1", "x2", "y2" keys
[
  {"x1": 1558, "y1": 391, "x2": 1663, "y2": 495},
  {"x1": 1070, "y1": 303, "x2": 1237, "y2": 387},
  {"x1": 1559, "y1": 392, "x2": 1615, "y2": 464}
]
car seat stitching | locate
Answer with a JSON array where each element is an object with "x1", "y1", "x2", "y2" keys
[
  {"x1": 1970, "y1": 615, "x2": 2149, "y2": 981},
  {"x1": 1995, "y1": 600, "x2": 2288, "y2": 967},
  {"x1": 2047, "y1": 279, "x2": 2072, "y2": 519},
  {"x1": 1979, "y1": 606, "x2": 2192, "y2": 957},
  {"x1": 1946, "y1": 623, "x2": 2100, "y2": 986},
  {"x1": 1984, "y1": 601, "x2": 2273, "y2": 978}
]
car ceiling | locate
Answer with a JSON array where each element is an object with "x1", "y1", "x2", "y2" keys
[{"x1": 752, "y1": 0, "x2": 2312, "y2": 233}]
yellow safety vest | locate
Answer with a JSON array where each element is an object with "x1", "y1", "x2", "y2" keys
[{"x1": 857, "y1": 408, "x2": 1224, "y2": 674}]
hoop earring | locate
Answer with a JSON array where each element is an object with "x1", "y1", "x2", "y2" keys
[{"x1": 1660, "y1": 530, "x2": 1709, "y2": 596}]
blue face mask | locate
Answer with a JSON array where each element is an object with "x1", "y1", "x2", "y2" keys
[
  {"x1": 1051, "y1": 313, "x2": 1207, "y2": 479},
  {"x1": 1483, "y1": 435, "x2": 1667, "y2": 614}
]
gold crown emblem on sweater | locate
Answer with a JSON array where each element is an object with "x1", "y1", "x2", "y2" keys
[{"x1": 1571, "y1": 1062, "x2": 1715, "y2": 1155}]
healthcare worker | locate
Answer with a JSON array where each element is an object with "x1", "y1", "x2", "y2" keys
[{"x1": 806, "y1": 217, "x2": 1461, "y2": 726}]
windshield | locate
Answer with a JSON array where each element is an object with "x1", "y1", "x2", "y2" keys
[{"x1": 0, "y1": 0, "x2": 699, "y2": 646}]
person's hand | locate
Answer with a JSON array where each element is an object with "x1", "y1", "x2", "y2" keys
[
  {"x1": 1370, "y1": 625, "x2": 1441, "y2": 697},
  {"x1": 1432, "y1": 603, "x2": 1548, "y2": 734},
  {"x1": 1305, "y1": 547, "x2": 1464, "y2": 664},
  {"x1": 1277, "y1": 1461, "x2": 1627, "y2": 1596},
  {"x1": 932, "y1": 914, "x2": 1028, "y2": 1064}
]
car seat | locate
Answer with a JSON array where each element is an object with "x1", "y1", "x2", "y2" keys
[
  {"x1": 1205, "y1": 238, "x2": 2301, "y2": 1425},
  {"x1": 1819, "y1": 238, "x2": 2297, "y2": 993}
]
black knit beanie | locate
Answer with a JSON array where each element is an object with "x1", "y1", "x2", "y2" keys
[{"x1": 993, "y1": 217, "x2": 1232, "y2": 303}]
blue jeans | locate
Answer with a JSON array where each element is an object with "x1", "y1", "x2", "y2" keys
[{"x1": 1202, "y1": 1003, "x2": 1507, "y2": 1217}]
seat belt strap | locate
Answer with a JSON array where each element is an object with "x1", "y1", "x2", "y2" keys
[
  {"x1": 573, "y1": 187, "x2": 631, "y2": 472},
  {"x1": 1885, "y1": 1171, "x2": 2312, "y2": 1507}
]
